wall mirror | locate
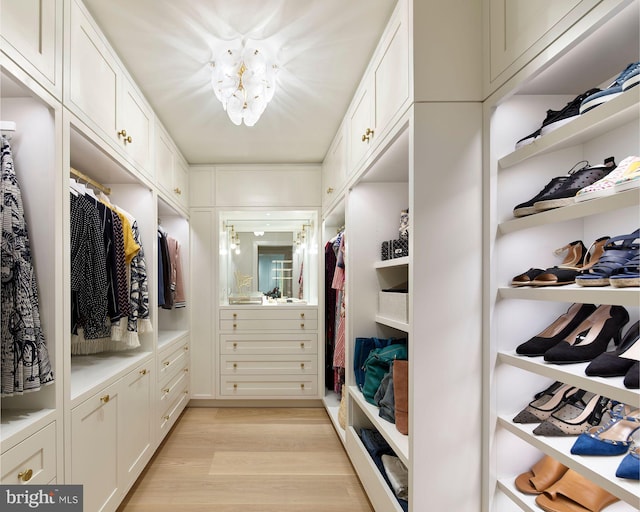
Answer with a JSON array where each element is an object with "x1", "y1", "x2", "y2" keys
[{"x1": 219, "y1": 210, "x2": 319, "y2": 305}]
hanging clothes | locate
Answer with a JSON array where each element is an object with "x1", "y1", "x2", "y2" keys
[
  {"x1": 1, "y1": 136, "x2": 54, "y2": 396},
  {"x1": 158, "y1": 228, "x2": 173, "y2": 309},
  {"x1": 332, "y1": 232, "x2": 346, "y2": 371},
  {"x1": 167, "y1": 234, "x2": 186, "y2": 308},
  {"x1": 324, "y1": 239, "x2": 337, "y2": 390}
]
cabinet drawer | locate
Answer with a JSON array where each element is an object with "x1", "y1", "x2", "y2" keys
[
  {"x1": 1, "y1": 422, "x2": 56, "y2": 485},
  {"x1": 220, "y1": 308, "x2": 317, "y2": 321},
  {"x1": 220, "y1": 334, "x2": 318, "y2": 355},
  {"x1": 159, "y1": 366, "x2": 189, "y2": 412},
  {"x1": 220, "y1": 375, "x2": 318, "y2": 397},
  {"x1": 158, "y1": 340, "x2": 189, "y2": 384},
  {"x1": 220, "y1": 355, "x2": 318, "y2": 375},
  {"x1": 220, "y1": 318, "x2": 317, "y2": 331},
  {"x1": 159, "y1": 379, "x2": 188, "y2": 436}
]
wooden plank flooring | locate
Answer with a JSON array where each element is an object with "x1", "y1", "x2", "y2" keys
[{"x1": 117, "y1": 407, "x2": 373, "y2": 512}]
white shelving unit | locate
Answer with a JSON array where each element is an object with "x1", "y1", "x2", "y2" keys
[{"x1": 484, "y1": 2, "x2": 640, "y2": 510}]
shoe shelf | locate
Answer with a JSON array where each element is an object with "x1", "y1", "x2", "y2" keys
[
  {"x1": 498, "y1": 418, "x2": 640, "y2": 505},
  {"x1": 498, "y1": 286, "x2": 639, "y2": 309},
  {"x1": 349, "y1": 385, "x2": 409, "y2": 466},
  {"x1": 345, "y1": 426, "x2": 404, "y2": 512},
  {"x1": 498, "y1": 189, "x2": 639, "y2": 236},
  {"x1": 498, "y1": 352, "x2": 639, "y2": 406},
  {"x1": 496, "y1": 476, "x2": 637, "y2": 512},
  {"x1": 498, "y1": 91, "x2": 639, "y2": 170}
]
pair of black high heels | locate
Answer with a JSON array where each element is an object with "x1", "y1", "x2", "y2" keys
[
  {"x1": 586, "y1": 321, "x2": 640, "y2": 389},
  {"x1": 516, "y1": 303, "x2": 630, "y2": 364}
]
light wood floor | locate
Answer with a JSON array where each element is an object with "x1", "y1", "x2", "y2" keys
[{"x1": 117, "y1": 407, "x2": 373, "y2": 512}]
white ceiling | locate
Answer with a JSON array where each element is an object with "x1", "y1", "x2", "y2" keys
[{"x1": 83, "y1": 0, "x2": 397, "y2": 165}]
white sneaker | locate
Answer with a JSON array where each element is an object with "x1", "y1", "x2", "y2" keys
[{"x1": 575, "y1": 155, "x2": 640, "y2": 202}]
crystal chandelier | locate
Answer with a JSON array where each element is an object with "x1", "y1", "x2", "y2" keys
[{"x1": 211, "y1": 42, "x2": 277, "y2": 126}]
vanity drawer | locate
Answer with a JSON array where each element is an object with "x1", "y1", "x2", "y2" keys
[
  {"x1": 220, "y1": 375, "x2": 318, "y2": 397},
  {"x1": 220, "y1": 334, "x2": 317, "y2": 355},
  {"x1": 158, "y1": 340, "x2": 189, "y2": 383},
  {"x1": 1, "y1": 422, "x2": 56, "y2": 485},
  {"x1": 221, "y1": 308, "x2": 317, "y2": 321},
  {"x1": 159, "y1": 365, "x2": 189, "y2": 410},
  {"x1": 220, "y1": 355, "x2": 318, "y2": 375},
  {"x1": 220, "y1": 318, "x2": 317, "y2": 331}
]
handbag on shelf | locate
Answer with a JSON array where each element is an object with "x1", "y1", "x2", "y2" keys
[
  {"x1": 354, "y1": 337, "x2": 400, "y2": 391},
  {"x1": 362, "y1": 343, "x2": 407, "y2": 405}
]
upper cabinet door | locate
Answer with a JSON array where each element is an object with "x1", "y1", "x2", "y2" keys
[
  {"x1": 68, "y1": 0, "x2": 119, "y2": 144},
  {"x1": 322, "y1": 124, "x2": 346, "y2": 210},
  {"x1": 373, "y1": 0, "x2": 409, "y2": 135},
  {"x1": 155, "y1": 123, "x2": 176, "y2": 194},
  {"x1": 119, "y1": 77, "x2": 154, "y2": 178},
  {"x1": 0, "y1": 0, "x2": 62, "y2": 97},
  {"x1": 348, "y1": 80, "x2": 374, "y2": 172},
  {"x1": 487, "y1": 0, "x2": 604, "y2": 91}
]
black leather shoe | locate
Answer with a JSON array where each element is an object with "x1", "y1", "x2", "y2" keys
[{"x1": 586, "y1": 321, "x2": 639, "y2": 377}]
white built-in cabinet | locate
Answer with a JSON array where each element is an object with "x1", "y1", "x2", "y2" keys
[
  {"x1": 321, "y1": 121, "x2": 346, "y2": 211},
  {"x1": 156, "y1": 122, "x2": 189, "y2": 211},
  {"x1": 1, "y1": 1, "x2": 190, "y2": 510},
  {"x1": 321, "y1": 1, "x2": 484, "y2": 511},
  {"x1": 483, "y1": 0, "x2": 639, "y2": 511},
  {"x1": 0, "y1": 0, "x2": 63, "y2": 98}
]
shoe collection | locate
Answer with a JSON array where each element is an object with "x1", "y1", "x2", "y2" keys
[
  {"x1": 513, "y1": 155, "x2": 640, "y2": 218},
  {"x1": 511, "y1": 230, "x2": 640, "y2": 288},
  {"x1": 514, "y1": 398, "x2": 639, "y2": 511},
  {"x1": 515, "y1": 304, "x2": 638, "y2": 384},
  {"x1": 515, "y1": 61, "x2": 640, "y2": 150}
]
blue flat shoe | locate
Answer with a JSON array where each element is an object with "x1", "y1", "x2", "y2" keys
[
  {"x1": 616, "y1": 445, "x2": 640, "y2": 480},
  {"x1": 571, "y1": 404, "x2": 640, "y2": 456}
]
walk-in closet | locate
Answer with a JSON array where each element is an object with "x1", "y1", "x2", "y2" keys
[{"x1": 1, "y1": 1, "x2": 638, "y2": 511}]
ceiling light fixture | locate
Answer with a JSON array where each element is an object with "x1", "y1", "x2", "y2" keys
[{"x1": 211, "y1": 42, "x2": 278, "y2": 127}]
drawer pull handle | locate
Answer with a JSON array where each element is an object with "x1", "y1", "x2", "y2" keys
[
  {"x1": 184, "y1": 390, "x2": 189, "y2": 394},
  {"x1": 164, "y1": 361, "x2": 171, "y2": 366},
  {"x1": 300, "y1": 313, "x2": 305, "y2": 318},
  {"x1": 163, "y1": 388, "x2": 170, "y2": 393},
  {"x1": 174, "y1": 187, "x2": 181, "y2": 195},
  {"x1": 117, "y1": 129, "x2": 127, "y2": 137},
  {"x1": 139, "y1": 369, "x2": 148, "y2": 375},
  {"x1": 100, "y1": 394, "x2": 110, "y2": 403},
  {"x1": 233, "y1": 313, "x2": 237, "y2": 318},
  {"x1": 18, "y1": 469, "x2": 33, "y2": 482},
  {"x1": 233, "y1": 323, "x2": 237, "y2": 328},
  {"x1": 326, "y1": 187, "x2": 334, "y2": 194},
  {"x1": 300, "y1": 323, "x2": 304, "y2": 328},
  {"x1": 300, "y1": 363, "x2": 305, "y2": 369},
  {"x1": 163, "y1": 415, "x2": 170, "y2": 420},
  {"x1": 184, "y1": 345, "x2": 189, "y2": 351},
  {"x1": 233, "y1": 342, "x2": 238, "y2": 349},
  {"x1": 233, "y1": 383, "x2": 238, "y2": 389},
  {"x1": 184, "y1": 368, "x2": 189, "y2": 373},
  {"x1": 300, "y1": 383, "x2": 305, "y2": 389},
  {"x1": 300, "y1": 342, "x2": 305, "y2": 348}
]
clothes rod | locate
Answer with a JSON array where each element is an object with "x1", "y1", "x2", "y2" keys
[{"x1": 70, "y1": 166, "x2": 111, "y2": 195}]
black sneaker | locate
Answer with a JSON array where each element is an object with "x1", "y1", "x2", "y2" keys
[
  {"x1": 513, "y1": 175, "x2": 571, "y2": 217},
  {"x1": 514, "y1": 88, "x2": 601, "y2": 149},
  {"x1": 534, "y1": 157, "x2": 617, "y2": 211}
]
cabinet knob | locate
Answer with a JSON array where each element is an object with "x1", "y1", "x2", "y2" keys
[
  {"x1": 184, "y1": 345, "x2": 189, "y2": 351},
  {"x1": 163, "y1": 388, "x2": 170, "y2": 393},
  {"x1": 124, "y1": 135, "x2": 132, "y2": 144},
  {"x1": 300, "y1": 383, "x2": 305, "y2": 389},
  {"x1": 233, "y1": 313, "x2": 237, "y2": 318},
  {"x1": 233, "y1": 383, "x2": 238, "y2": 389},
  {"x1": 300, "y1": 363, "x2": 305, "y2": 369},
  {"x1": 100, "y1": 394, "x2": 110, "y2": 403},
  {"x1": 300, "y1": 323, "x2": 305, "y2": 328},
  {"x1": 18, "y1": 469, "x2": 33, "y2": 482},
  {"x1": 184, "y1": 390, "x2": 189, "y2": 394},
  {"x1": 233, "y1": 323, "x2": 237, "y2": 329},
  {"x1": 232, "y1": 342, "x2": 238, "y2": 349},
  {"x1": 117, "y1": 129, "x2": 127, "y2": 138},
  {"x1": 164, "y1": 361, "x2": 171, "y2": 366},
  {"x1": 365, "y1": 128, "x2": 374, "y2": 136},
  {"x1": 184, "y1": 367, "x2": 189, "y2": 373},
  {"x1": 163, "y1": 415, "x2": 170, "y2": 420},
  {"x1": 174, "y1": 187, "x2": 182, "y2": 195},
  {"x1": 326, "y1": 187, "x2": 334, "y2": 194},
  {"x1": 139, "y1": 369, "x2": 148, "y2": 375},
  {"x1": 362, "y1": 134, "x2": 370, "y2": 143},
  {"x1": 233, "y1": 363, "x2": 237, "y2": 369},
  {"x1": 300, "y1": 342, "x2": 305, "y2": 348},
  {"x1": 300, "y1": 313, "x2": 305, "y2": 318}
]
